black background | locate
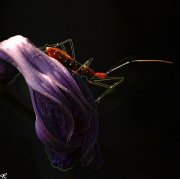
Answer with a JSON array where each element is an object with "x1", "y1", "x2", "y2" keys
[{"x1": 0, "y1": 0, "x2": 179, "y2": 178}]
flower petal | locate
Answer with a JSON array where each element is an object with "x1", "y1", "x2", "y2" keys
[{"x1": 0, "y1": 35, "x2": 103, "y2": 170}]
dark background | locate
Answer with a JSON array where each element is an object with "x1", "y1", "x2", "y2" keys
[{"x1": 0, "y1": 0, "x2": 179, "y2": 178}]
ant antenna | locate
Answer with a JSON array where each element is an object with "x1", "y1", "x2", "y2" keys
[{"x1": 106, "y1": 59, "x2": 173, "y2": 75}]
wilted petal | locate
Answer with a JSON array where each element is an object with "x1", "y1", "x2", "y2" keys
[{"x1": 0, "y1": 35, "x2": 103, "y2": 170}]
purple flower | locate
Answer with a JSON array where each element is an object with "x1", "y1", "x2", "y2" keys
[{"x1": 0, "y1": 35, "x2": 103, "y2": 170}]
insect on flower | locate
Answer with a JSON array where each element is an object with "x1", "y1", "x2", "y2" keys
[
  {"x1": 0, "y1": 36, "x2": 174, "y2": 171},
  {"x1": 39, "y1": 39, "x2": 173, "y2": 103}
]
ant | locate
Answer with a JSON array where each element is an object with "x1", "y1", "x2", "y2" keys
[{"x1": 39, "y1": 39, "x2": 173, "y2": 103}]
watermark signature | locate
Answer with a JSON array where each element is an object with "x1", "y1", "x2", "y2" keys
[{"x1": 0, "y1": 173, "x2": 7, "y2": 179}]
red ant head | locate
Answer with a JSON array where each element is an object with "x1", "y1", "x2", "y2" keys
[{"x1": 94, "y1": 72, "x2": 107, "y2": 79}]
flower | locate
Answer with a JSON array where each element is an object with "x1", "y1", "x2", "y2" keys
[{"x1": 0, "y1": 35, "x2": 103, "y2": 170}]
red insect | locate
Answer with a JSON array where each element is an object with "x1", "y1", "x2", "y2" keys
[{"x1": 40, "y1": 39, "x2": 173, "y2": 103}]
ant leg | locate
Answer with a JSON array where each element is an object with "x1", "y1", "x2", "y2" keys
[
  {"x1": 90, "y1": 77, "x2": 124, "y2": 103},
  {"x1": 75, "y1": 58, "x2": 93, "y2": 73},
  {"x1": 93, "y1": 76, "x2": 123, "y2": 82},
  {"x1": 6, "y1": 72, "x2": 21, "y2": 87},
  {"x1": 57, "y1": 39, "x2": 75, "y2": 60},
  {"x1": 39, "y1": 39, "x2": 76, "y2": 59},
  {"x1": 89, "y1": 80, "x2": 110, "y2": 88}
]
